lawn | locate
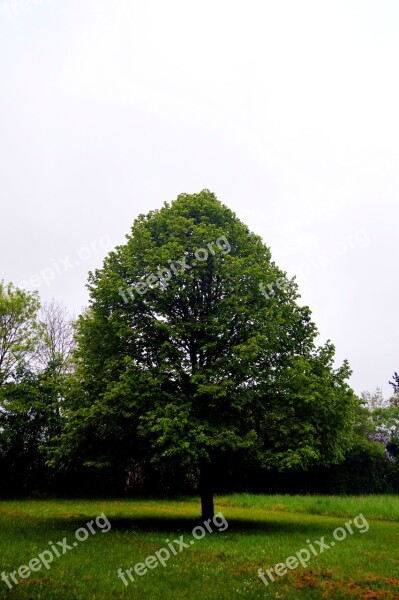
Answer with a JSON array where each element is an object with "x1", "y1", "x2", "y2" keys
[{"x1": 0, "y1": 495, "x2": 398, "y2": 599}]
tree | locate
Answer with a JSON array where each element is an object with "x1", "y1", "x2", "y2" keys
[
  {"x1": 0, "y1": 365, "x2": 63, "y2": 495},
  {"x1": 33, "y1": 301, "x2": 75, "y2": 427},
  {"x1": 389, "y1": 372, "x2": 399, "y2": 394},
  {"x1": 0, "y1": 294, "x2": 75, "y2": 496},
  {"x1": 0, "y1": 282, "x2": 41, "y2": 386},
  {"x1": 53, "y1": 190, "x2": 357, "y2": 518},
  {"x1": 35, "y1": 300, "x2": 75, "y2": 375},
  {"x1": 360, "y1": 388, "x2": 388, "y2": 411},
  {"x1": 389, "y1": 372, "x2": 399, "y2": 407},
  {"x1": 361, "y1": 383, "x2": 399, "y2": 466}
]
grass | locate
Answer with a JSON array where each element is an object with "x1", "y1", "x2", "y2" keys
[{"x1": 0, "y1": 495, "x2": 398, "y2": 599}]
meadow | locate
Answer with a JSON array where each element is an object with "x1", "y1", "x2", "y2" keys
[{"x1": 0, "y1": 494, "x2": 398, "y2": 599}]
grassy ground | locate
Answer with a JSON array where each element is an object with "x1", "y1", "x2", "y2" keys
[{"x1": 0, "y1": 495, "x2": 398, "y2": 599}]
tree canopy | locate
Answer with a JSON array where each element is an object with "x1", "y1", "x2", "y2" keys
[{"x1": 50, "y1": 190, "x2": 357, "y2": 517}]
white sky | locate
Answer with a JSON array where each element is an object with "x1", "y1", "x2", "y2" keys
[{"x1": 1, "y1": 0, "x2": 398, "y2": 398}]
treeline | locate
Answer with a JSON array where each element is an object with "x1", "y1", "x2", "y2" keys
[
  {"x1": 1, "y1": 289, "x2": 398, "y2": 497},
  {"x1": 1, "y1": 193, "x2": 399, "y2": 500}
]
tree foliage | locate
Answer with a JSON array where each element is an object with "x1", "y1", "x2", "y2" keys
[
  {"x1": 0, "y1": 282, "x2": 41, "y2": 385},
  {"x1": 0, "y1": 295, "x2": 74, "y2": 495},
  {"x1": 52, "y1": 191, "x2": 357, "y2": 515}
]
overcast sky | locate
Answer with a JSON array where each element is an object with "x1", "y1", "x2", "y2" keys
[{"x1": 1, "y1": 0, "x2": 398, "y2": 398}]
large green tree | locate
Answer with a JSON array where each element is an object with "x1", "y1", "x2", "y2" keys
[{"x1": 55, "y1": 190, "x2": 357, "y2": 518}]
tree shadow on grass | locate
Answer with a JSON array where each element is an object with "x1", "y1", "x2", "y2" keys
[{"x1": 28, "y1": 515, "x2": 332, "y2": 537}]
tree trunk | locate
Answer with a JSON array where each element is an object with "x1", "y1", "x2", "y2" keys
[{"x1": 199, "y1": 461, "x2": 214, "y2": 521}]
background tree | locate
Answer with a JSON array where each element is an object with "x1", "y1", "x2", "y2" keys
[
  {"x1": 360, "y1": 387, "x2": 388, "y2": 411},
  {"x1": 0, "y1": 366, "x2": 63, "y2": 495},
  {"x1": 35, "y1": 300, "x2": 75, "y2": 375},
  {"x1": 0, "y1": 295, "x2": 75, "y2": 496},
  {"x1": 0, "y1": 282, "x2": 41, "y2": 385},
  {"x1": 389, "y1": 372, "x2": 399, "y2": 407},
  {"x1": 389, "y1": 372, "x2": 399, "y2": 394},
  {"x1": 363, "y1": 382, "x2": 399, "y2": 449},
  {"x1": 52, "y1": 190, "x2": 357, "y2": 518},
  {"x1": 34, "y1": 301, "x2": 76, "y2": 428}
]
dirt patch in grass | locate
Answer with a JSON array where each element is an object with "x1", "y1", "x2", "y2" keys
[
  {"x1": 0, "y1": 507, "x2": 21, "y2": 516},
  {"x1": 282, "y1": 569, "x2": 399, "y2": 599}
]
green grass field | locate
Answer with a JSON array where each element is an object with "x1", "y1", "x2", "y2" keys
[{"x1": 0, "y1": 495, "x2": 398, "y2": 599}]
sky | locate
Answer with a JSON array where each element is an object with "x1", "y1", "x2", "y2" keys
[{"x1": 1, "y1": 0, "x2": 398, "y2": 398}]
